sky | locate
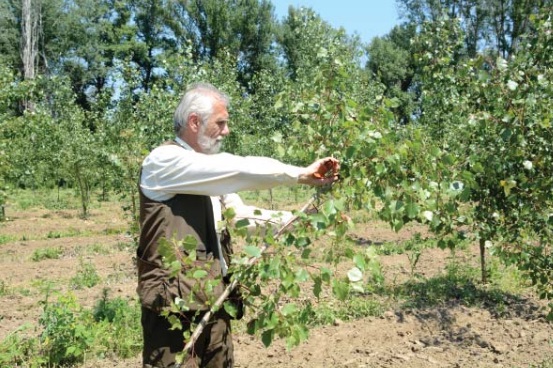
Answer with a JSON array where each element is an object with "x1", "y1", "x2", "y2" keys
[{"x1": 271, "y1": 0, "x2": 402, "y2": 44}]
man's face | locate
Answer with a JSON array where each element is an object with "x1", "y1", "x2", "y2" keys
[{"x1": 198, "y1": 98, "x2": 229, "y2": 154}]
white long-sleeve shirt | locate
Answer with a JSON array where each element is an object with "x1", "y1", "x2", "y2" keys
[
  {"x1": 140, "y1": 138, "x2": 304, "y2": 200},
  {"x1": 140, "y1": 138, "x2": 299, "y2": 272}
]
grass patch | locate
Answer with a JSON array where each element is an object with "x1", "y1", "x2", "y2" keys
[
  {"x1": 307, "y1": 296, "x2": 387, "y2": 326},
  {"x1": 9, "y1": 188, "x2": 81, "y2": 211},
  {"x1": 73, "y1": 243, "x2": 112, "y2": 257},
  {"x1": 103, "y1": 227, "x2": 126, "y2": 235},
  {"x1": 115, "y1": 240, "x2": 135, "y2": 251},
  {"x1": 47, "y1": 228, "x2": 86, "y2": 239},
  {"x1": 0, "y1": 280, "x2": 9, "y2": 296},
  {"x1": 386, "y1": 259, "x2": 539, "y2": 319},
  {"x1": 0, "y1": 234, "x2": 16, "y2": 245},
  {"x1": 531, "y1": 357, "x2": 553, "y2": 368},
  {"x1": 30, "y1": 247, "x2": 64, "y2": 262},
  {"x1": 374, "y1": 233, "x2": 443, "y2": 256}
]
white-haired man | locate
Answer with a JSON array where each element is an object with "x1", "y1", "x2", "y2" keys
[{"x1": 137, "y1": 82, "x2": 339, "y2": 367}]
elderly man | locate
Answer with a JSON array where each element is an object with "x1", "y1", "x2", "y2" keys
[{"x1": 137, "y1": 82, "x2": 339, "y2": 368}]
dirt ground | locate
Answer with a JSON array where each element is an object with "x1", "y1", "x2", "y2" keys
[{"x1": 0, "y1": 202, "x2": 552, "y2": 368}]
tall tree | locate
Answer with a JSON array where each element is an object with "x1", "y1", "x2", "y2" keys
[
  {"x1": 21, "y1": 0, "x2": 38, "y2": 81},
  {"x1": 172, "y1": 0, "x2": 278, "y2": 90},
  {"x1": 57, "y1": 0, "x2": 136, "y2": 109},
  {"x1": 482, "y1": 0, "x2": 551, "y2": 58},
  {"x1": 20, "y1": 0, "x2": 39, "y2": 111},
  {"x1": 397, "y1": 0, "x2": 553, "y2": 58},
  {"x1": 128, "y1": 0, "x2": 178, "y2": 93},
  {"x1": 366, "y1": 24, "x2": 417, "y2": 124},
  {"x1": 233, "y1": 0, "x2": 278, "y2": 88},
  {"x1": 278, "y1": 6, "x2": 362, "y2": 81},
  {"x1": 0, "y1": 1, "x2": 20, "y2": 69}
]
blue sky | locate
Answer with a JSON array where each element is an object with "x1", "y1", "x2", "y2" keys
[{"x1": 271, "y1": 0, "x2": 402, "y2": 44}]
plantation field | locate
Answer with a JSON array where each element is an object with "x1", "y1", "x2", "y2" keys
[{"x1": 0, "y1": 189, "x2": 552, "y2": 367}]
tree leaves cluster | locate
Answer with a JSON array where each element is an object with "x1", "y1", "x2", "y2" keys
[{"x1": 277, "y1": 8, "x2": 553, "y2": 319}]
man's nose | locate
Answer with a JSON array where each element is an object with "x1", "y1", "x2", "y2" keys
[{"x1": 221, "y1": 123, "x2": 230, "y2": 136}]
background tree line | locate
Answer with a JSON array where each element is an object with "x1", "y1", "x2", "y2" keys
[{"x1": 1, "y1": 0, "x2": 548, "y2": 192}]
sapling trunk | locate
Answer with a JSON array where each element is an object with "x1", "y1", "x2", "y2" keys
[{"x1": 479, "y1": 238, "x2": 487, "y2": 283}]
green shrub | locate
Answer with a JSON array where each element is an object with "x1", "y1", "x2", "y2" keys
[
  {"x1": 92, "y1": 289, "x2": 142, "y2": 358},
  {"x1": 70, "y1": 260, "x2": 101, "y2": 289},
  {"x1": 39, "y1": 293, "x2": 94, "y2": 366}
]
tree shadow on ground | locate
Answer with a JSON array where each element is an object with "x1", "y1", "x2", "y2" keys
[
  {"x1": 387, "y1": 272, "x2": 545, "y2": 321},
  {"x1": 379, "y1": 273, "x2": 549, "y2": 351}
]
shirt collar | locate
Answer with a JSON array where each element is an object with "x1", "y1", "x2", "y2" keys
[{"x1": 174, "y1": 136, "x2": 194, "y2": 151}]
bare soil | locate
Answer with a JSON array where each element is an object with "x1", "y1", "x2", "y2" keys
[{"x1": 0, "y1": 202, "x2": 551, "y2": 367}]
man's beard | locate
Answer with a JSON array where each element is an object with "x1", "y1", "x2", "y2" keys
[{"x1": 198, "y1": 125, "x2": 223, "y2": 154}]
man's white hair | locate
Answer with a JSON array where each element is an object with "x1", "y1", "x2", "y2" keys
[{"x1": 174, "y1": 83, "x2": 230, "y2": 135}]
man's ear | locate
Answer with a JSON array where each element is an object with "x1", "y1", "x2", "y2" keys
[{"x1": 188, "y1": 113, "x2": 201, "y2": 133}]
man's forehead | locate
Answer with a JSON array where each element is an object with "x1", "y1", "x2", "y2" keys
[{"x1": 212, "y1": 98, "x2": 229, "y2": 116}]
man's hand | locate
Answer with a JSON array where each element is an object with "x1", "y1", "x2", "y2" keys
[{"x1": 298, "y1": 157, "x2": 340, "y2": 186}]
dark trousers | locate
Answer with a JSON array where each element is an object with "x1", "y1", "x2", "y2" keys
[{"x1": 141, "y1": 307, "x2": 234, "y2": 368}]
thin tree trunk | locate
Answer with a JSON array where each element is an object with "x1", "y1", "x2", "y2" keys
[
  {"x1": 479, "y1": 238, "x2": 488, "y2": 283},
  {"x1": 21, "y1": 0, "x2": 39, "y2": 112},
  {"x1": 75, "y1": 164, "x2": 89, "y2": 218}
]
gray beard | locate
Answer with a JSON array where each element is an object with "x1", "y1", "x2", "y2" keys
[{"x1": 198, "y1": 132, "x2": 222, "y2": 154}]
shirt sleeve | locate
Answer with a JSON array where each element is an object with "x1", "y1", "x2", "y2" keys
[
  {"x1": 140, "y1": 145, "x2": 306, "y2": 201},
  {"x1": 221, "y1": 193, "x2": 294, "y2": 234}
]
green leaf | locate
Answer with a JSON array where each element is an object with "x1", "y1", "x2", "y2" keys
[
  {"x1": 332, "y1": 279, "x2": 349, "y2": 301},
  {"x1": 312, "y1": 276, "x2": 322, "y2": 298},
  {"x1": 442, "y1": 154, "x2": 455, "y2": 165},
  {"x1": 295, "y1": 236, "x2": 311, "y2": 248},
  {"x1": 405, "y1": 201, "x2": 419, "y2": 219},
  {"x1": 430, "y1": 147, "x2": 441, "y2": 157},
  {"x1": 158, "y1": 239, "x2": 177, "y2": 264},
  {"x1": 223, "y1": 301, "x2": 238, "y2": 318},
  {"x1": 223, "y1": 207, "x2": 236, "y2": 220},
  {"x1": 294, "y1": 268, "x2": 309, "y2": 282},
  {"x1": 310, "y1": 213, "x2": 328, "y2": 229},
  {"x1": 174, "y1": 297, "x2": 189, "y2": 312},
  {"x1": 301, "y1": 248, "x2": 312, "y2": 259},
  {"x1": 322, "y1": 200, "x2": 336, "y2": 216},
  {"x1": 235, "y1": 218, "x2": 251, "y2": 228},
  {"x1": 247, "y1": 319, "x2": 258, "y2": 335},
  {"x1": 321, "y1": 267, "x2": 332, "y2": 283},
  {"x1": 262, "y1": 329, "x2": 274, "y2": 347},
  {"x1": 166, "y1": 314, "x2": 183, "y2": 330},
  {"x1": 287, "y1": 325, "x2": 309, "y2": 348},
  {"x1": 168, "y1": 260, "x2": 181, "y2": 276},
  {"x1": 392, "y1": 218, "x2": 404, "y2": 232},
  {"x1": 244, "y1": 245, "x2": 262, "y2": 258},
  {"x1": 281, "y1": 303, "x2": 298, "y2": 316},
  {"x1": 192, "y1": 269, "x2": 208, "y2": 279},
  {"x1": 353, "y1": 254, "x2": 366, "y2": 271},
  {"x1": 276, "y1": 145, "x2": 285, "y2": 157},
  {"x1": 181, "y1": 235, "x2": 198, "y2": 253}
]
